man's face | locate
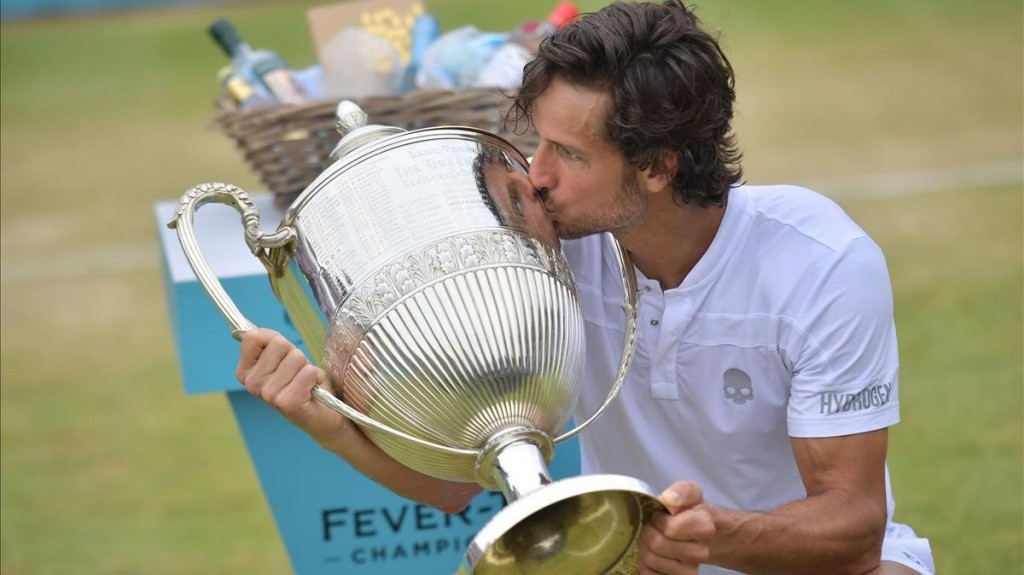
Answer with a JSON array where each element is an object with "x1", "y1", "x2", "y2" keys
[{"x1": 528, "y1": 76, "x2": 648, "y2": 239}]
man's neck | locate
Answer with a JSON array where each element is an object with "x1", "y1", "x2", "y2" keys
[{"x1": 615, "y1": 195, "x2": 727, "y2": 291}]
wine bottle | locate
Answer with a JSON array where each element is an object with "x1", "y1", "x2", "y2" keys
[
  {"x1": 208, "y1": 18, "x2": 307, "y2": 105},
  {"x1": 217, "y1": 66, "x2": 273, "y2": 109}
]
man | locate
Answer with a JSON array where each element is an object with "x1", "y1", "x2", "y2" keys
[{"x1": 236, "y1": 1, "x2": 934, "y2": 573}]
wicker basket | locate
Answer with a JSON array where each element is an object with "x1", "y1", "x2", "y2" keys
[{"x1": 213, "y1": 89, "x2": 539, "y2": 209}]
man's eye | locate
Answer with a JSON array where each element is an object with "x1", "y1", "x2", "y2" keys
[{"x1": 557, "y1": 145, "x2": 579, "y2": 160}]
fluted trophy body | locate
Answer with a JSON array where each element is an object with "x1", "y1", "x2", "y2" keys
[
  {"x1": 168, "y1": 102, "x2": 664, "y2": 574},
  {"x1": 279, "y1": 127, "x2": 584, "y2": 481}
]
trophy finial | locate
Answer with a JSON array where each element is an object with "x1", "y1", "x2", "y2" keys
[
  {"x1": 335, "y1": 100, "x2": 368, "y2": 138},
  {"x1": 328, "y1": 100, "x2": 403, "y2": 162}
]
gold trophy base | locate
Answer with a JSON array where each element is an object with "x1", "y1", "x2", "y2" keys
[{"x1": 460, "y1": 475, "x2": 665, "y2": 574}]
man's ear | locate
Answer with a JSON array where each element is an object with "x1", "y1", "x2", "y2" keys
[{"x1": 640, "y1": 149, "x2": 678, "y2": 194}]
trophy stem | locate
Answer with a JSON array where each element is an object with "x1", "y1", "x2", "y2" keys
[
  {"x1": 490, "y1": 440, "x2": 554, "y2": 503},
  {"x1": 474, "y1": 427, "x2": 555, "y2": 497}
]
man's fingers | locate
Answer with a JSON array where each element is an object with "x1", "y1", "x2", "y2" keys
[
  {"x1": 246, "y1": 334, "x2": 295, "y2": 383},
  {"x1": 259, "y1": 346, "x2": 312, "y2": 403},
  {"x1": 235, "y1": 328, "x2": 280, "y2": 383},
  {"x1": 638, "y1": 515, "x2": 712, "y2": 573},
  {"x1": 637, "y1": 481, "x2": 714, "y2": 573},
  {"x1": 649, "y1": 506, "x2": 716, "y2": 544},
  {"x1": 233, "y1": 330, "x2": 347, "y2": 446},
  {"x1": 659, "y1": 480, "x2": 703, "y2": 513},
  {"x1": 637, "y1": 532, "x2": 707, "y2": 572},
  {"x1": 276, "y1": 364, "x2": 330, "y2": 413}
]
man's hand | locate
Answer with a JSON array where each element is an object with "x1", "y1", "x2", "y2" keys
[
  {"x1": 235, "y1": 329, "x2": 348, "y2": 449},
  {"x1": 637, "y1": 481, "x2": 716, "y2": 575}
]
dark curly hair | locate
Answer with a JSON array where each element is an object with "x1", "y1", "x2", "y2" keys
[{"x1": 508, "y1": 0, "x2": 743, "y2": 207}]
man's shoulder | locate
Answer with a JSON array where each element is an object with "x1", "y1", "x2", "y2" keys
[
  {"x1": 735, "y1": 184, "x2": 871, "y2": 254},
  {"x1": 725, "y1": 185, "x2": 891, "y2": 311}
]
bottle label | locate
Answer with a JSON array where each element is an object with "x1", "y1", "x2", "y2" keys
[{"x1": 262, "y1": 69, "x2": 307, "y2": 104}]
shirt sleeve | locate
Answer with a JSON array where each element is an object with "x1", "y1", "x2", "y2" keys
[{"x1": 787, "y1": 237, "x2": 901, "y2": 438}]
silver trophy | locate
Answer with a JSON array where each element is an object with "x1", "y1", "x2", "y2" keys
[{"x1": 169, "y1": 102, "x2": 665, "y2": 573}]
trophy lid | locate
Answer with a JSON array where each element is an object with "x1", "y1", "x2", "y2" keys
[
  {"x1": 328, "y1": 100, "x2": 404, "y2": 162},
  {"x1": 278, "y1": 103, "x2": 530, "y2": 233}
]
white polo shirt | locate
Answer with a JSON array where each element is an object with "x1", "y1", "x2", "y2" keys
[{"x1": 563, "y1": 184, "x2": 932, "y2": 574}]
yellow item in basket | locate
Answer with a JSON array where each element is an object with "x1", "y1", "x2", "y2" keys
[{"x1": 307, "y1": 0, "x2": 423, "y2": 65}]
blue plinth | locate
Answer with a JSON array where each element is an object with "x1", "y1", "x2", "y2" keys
[{"x1": 154, "y1": 194, "x2": 581, "y2": 574}]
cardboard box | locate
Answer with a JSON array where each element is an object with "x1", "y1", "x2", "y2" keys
[{"x1": 307, "y1": 0, "x2": 425, "y2": 64}]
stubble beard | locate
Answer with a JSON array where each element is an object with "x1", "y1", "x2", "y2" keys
[{"x1": 553, "y1": 174, "x2": 648, "y2": 240}]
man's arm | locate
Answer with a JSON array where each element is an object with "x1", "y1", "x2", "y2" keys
[
  {"x1": 707, "y1": 429, "x2": 889, "y2": 575},
  {"x1": 697, "y1": 236, "x2": 895, "y2": 573},
  {"x1": 237, "y1": 329, "x2": 483, "y2": 513}
]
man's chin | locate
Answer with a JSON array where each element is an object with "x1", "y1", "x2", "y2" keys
[
  {"x1": 555, "y1": 226, "x2": 602, "y2": 241},
  {"x1": 548, "y1": 215, "x2": 605, "y2": 240}
]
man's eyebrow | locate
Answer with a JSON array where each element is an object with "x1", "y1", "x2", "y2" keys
[{"x1": 548, "y1": 137, "x2": 586, "y2": 157}]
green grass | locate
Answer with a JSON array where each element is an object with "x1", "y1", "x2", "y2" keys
[
  {"x1": 844, "y1": 185, "x2": 1023, "y2": 573},
  {"x1": 1, "y1": 0, "x2": 1021, "y2": 573}
]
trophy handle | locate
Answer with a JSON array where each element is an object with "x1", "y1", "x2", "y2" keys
[
  {"x1": 311, "y1": 387, "x2": 481, "y2": 457},
  {"x1": 167, "y1": 182, "x2": 295, "y2": 340},
  {"x1": 168, "y1": 183, "x2": 481, "y2": 459},
  {"x1": 553, "y1": 233, "x2": 639, "y2": 444}
]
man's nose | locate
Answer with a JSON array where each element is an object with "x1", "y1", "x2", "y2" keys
[{"x1": 527, "y1": 143, "x2": 555, "y2": 192}]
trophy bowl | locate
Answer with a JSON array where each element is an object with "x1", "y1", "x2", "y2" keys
[{"x1": 169, "y1": 102, "x2": 665, "y2": 573}]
